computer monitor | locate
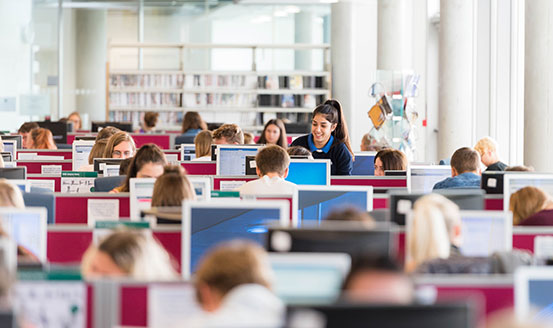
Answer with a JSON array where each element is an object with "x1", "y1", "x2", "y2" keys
[
  {"x1": 287, "y1": 303, "x2": 474, "y2": 328},
  {"x1": 93, "y1": 158, "x2": 125, "y2": 174},
  {"x1": 245, "y1": 155, "x2": 257, "y2": 175},
  {"x1": 458, "y1": 210, "x2": 512, "y2": 257},
  {"x1": 297, "y1": 185, "x2": 373, "y2": 225},
  {"x1": 352, "y1": 152, "x2": 376, "y2": 175},
  {"x1": 206, "y1": 122, "x2": 223, "y2": 131},
  {"x1": 267, "y1": 222, "x2": 396, "y2": 259},
  {"x1": 286, "y1": 159, "x2": 331, "y2": 186},
  {"x1": 180, "y1": 143, "x2": 196, "y2": 161},
  {"x1": 388, "y1": 189, "x2": 485, "y2": 225},
  {"x1": 2, "y1": 140, "x2": 16, "y2": 161},
  {"x1": 409, "y1": 165, "x2": 452, "y2": 193},
  {"x1": 188, "y1": 176, "x2": 211, "y2": 201},
  {"x1": 0, "y1": 207, "x2": 47, "y2": 262},
  {"x1": 182, "y1": 200, "x2": 289, "y2": 279},
  {"x1": 0, "y1": 167, "x2": 26, "y2": 180},
  {"x1": 210, "y1": 144, "x2": 217, "y2": 161},
  {"x1": 216, "y1": 145, "x2": 262, "y2": 176},
  {"x1": 8, "y1": 180, "x2": 30, "y2": 193},
  {"x1": 129, "y1": 178, "x2": 156, "y2": 220},
  {"x1": 1, "y1": 152, "x2": 12, "y2": 162},
  {"x1": 91, "y1": 121, "x2": 133, "y2": 133},
  {"x1": 503, "y1": 174, "x2": 553, "y2": 213},
  {"x1": 72, "y1": 140, "x2": 95, "y2": 171},
  {"x1": 36, "y1": 121, "x2": 70, "y2": 144},
  {"x1": 284, "y1": 122, "x2": 310, "y2": 134},
  {"x1": 515, "y1": 267, "x2": 553, "y2": 320},
  {"x1": 0, "y1": 135, "x2": 22, "y2": 149},
  {"x1": 74, "y1": 135, "x2": 97, "y2": 141},
  {"x1": 269, "y1": 252, "x2": 351, "y2": 304}
]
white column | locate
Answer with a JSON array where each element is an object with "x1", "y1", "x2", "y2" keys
[
  {"x1": 75, "y1": 9, "x2": 107, "y2": 126},
  {"x1": 331, "y1": 0, "x2": 378, "y2": 152},
  {"x1": 524, "y1": 0, "x2": 553, "y2": 171},
  {"x1": 438, "y1": 0, "x2": 476, "y2": 160},
  {"x1": 377, "y1": 0, "x2": 413, "y2": 70}
]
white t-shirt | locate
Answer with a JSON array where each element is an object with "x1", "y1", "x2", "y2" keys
[
  {"x1": 237, "y1": 175, "x2": 297, "y2": 195},
  {"x1": 191, "y1": 155, "x2": 212, "y2": 162}
]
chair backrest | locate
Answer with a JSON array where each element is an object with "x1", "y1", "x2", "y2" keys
[
  {"x1": 23, "y1": 192, "x2": 55, "y2": 224},
  {"x1": 175, "y1": 134, "x2": 196, "y2": 146},
  {"x1": 56, "y1": 143, "x2": 73, "y2": 149},
  {"x1": 94, "y1": 176, "x2": 126, "y2": 192}
]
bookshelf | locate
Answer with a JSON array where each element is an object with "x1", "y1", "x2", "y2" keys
[{"x1": 107, "y1": 43, "x2": 331, "y2": 130}]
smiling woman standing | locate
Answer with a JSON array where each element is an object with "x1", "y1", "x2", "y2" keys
[{"x1": 290, "y1": 99, "x2": 354, "y2": 175}]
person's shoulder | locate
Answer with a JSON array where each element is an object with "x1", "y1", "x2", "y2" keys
[
  {"x1": 520, "y1": 209, "x2": 553, "y2": 226},
  {"x1": 290, "y1": 135, "x2": 308, "y2": 147},
  {"x1": 432, "y1": 177, "x2": 452, "y2": 190}
]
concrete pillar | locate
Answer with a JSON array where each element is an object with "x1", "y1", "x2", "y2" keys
[
  {"x1": 75, "y1": 9, "x2": 107, "y2": 126},
  {"x1": 377, "y1": 0, "x2": 413, "y2": 70},
  {"x1": 524, "y1": 0, "x2": 553, "y2": 171},
  {"x1": 438, "y1": 0, "x2": 476, "y2": 160},
  {"x1": 294, "y1": 11, "x2": 313, "y2": 70}
]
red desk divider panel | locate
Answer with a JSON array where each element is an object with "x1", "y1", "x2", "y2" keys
[
  {"x1": 153, "y1": 230, "x2": 182, "y2": 273},
  {"x1": 163, "y1": 149, "x2": 181, "y2": 161},
  {"x1": 131, "y1": 134, "x2": 170, "y2": 149},
  {"x1": 435, "y1": 285, "x2": 513, "y2": 316},
  {"x1": 17, "y1": 160, "x2": 72, "y2": 174},
  {"x1": 254, "y1": 135, "x2": 293, "y2": 145},
  {"x1": 213, "y1": 177, "x2": 257, "y2": 190},
  {"x1": 47, "y1": 229, "x2": 93, "y2": 264},
  {"x1": 373, "y1": 195, "x2": 388, "y2": 209},
  {"x1": 485, "y1": 196, "x2": 503, "y2": 210},
  {"x1": 512, "y1": 227, "x2": 553, "y2": 253},
  {"x1": 180, "y1": 162, "x2": 216, "y2": 175},
  {"x1": 18, "y1": 150, "x2": 73, "y2": 160},
  {"x1": 120, "y1": 286, "x2": 148, "y2": 327},
  {"x1": 55, "y1": 194, "x2": 130, "y2": 224},
  {"x1": 331, "y1": 176, "x2": 408, "y2": 188},
  {"x1": 27, "y1": 175, "x2": 62, "y2": 192}
]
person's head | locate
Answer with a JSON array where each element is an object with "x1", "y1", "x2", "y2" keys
[
  {"x1": 18, "y1": 122, "x2": 39, "y2": 149},
  {"x1": 255, "y1": 145, "x2": 290, "y2": 178},
  {"x1": 407, "y1": 194, "x2": 462, "y2": 271},
  {"x1": 0, "y1": 179, "x2": 25, "y2": 208},
  {"x1": 258, "y1": 119, "x2": 288, "y2": 149},
  {"x1": 151, "y1": 165, "x2": 195, "y2": 207},
  {"x1": 323, "y1": 207, "x2": 375, "y2": 228},
  {"x1": 342, "y1": 254, "x2": 413, "y2": 304},
  {"x1": 103, "y1": 131, "x2": 136, "y2": 159},
  {"x1": 30, "y1": 128, "x2": 57, "y2": 150},
  {"x1": 474, "y1": 137, "x2": 500, "y2": 167},
  {"x1": 81, "y1": 230, "x2": 178, "y2": 280},
  {"x1": 195, "y1": 240, "x2": 273, "y2": 312},
  {"x1": 212, "y1": 124, "x2": 244, "y2": 145},
  {"x1": 311, "y1": 99, "x2": 353, "y2": 156},
  {"x1": 87, "y1": 139, "x2": 108, "y2": 164},
  {"x1": 450, "y1": 147, "x2": 481, "y2": 176},
  {"x1": 509, "y1": 187, "x2": 552, "y2": 225},
  {"x1": 287, "y1": 146, "x2": 313, "y2": 159},
  {"x1": 118, "y1": 158, "x2": 132, "y2": 176},
  {"x1": 361, "y1": 133, "x2": 387, "y2": 152},
  {"x1": 119, "y1": 144, "x2": 167, "y2": 192},
  {"x1": 143, "y1": 112, "x2": 159, "y2": 131},
  {"x1": 243, "y1": 132, "x2": 255, "y2": 145},
  {"x1": 374, "y1": 149, "x2": 408, "y2": 176},
  {"x1": 194, "y1": 130, "x2": 213, "y2": 158},
  {"x1": 96, "y1": 126, "x2": 120, "y2": 141},
  {"x1": 506, "y1": 165, "x2": 535, "y2": 172},
  {"x1": 67, "y1": 112, "x2": 82, "y2": 131},
  {"x1": 181, "y1": 111, "x2": 207, "y2": 133}
]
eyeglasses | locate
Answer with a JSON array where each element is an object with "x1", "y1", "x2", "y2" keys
[{"x1": 113, "y1": 150, "x2": 133, "y2": 158}]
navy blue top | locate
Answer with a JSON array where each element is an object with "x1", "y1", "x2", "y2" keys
[
  {"x1": 291, "y1": 134, "x2": 353, "y2": 175},
  {"x1": 432, "y1": 172, "x2": 481, "y2": 190}
]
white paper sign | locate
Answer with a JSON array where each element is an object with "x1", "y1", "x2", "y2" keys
[
  {"x1": 41, "y1": 165, "x2": 62, "y2": 176},
  {"x1": 18, "y1": 153, "x2": 37, "y2": 160},
  {"x1": 220, "y1": 180, "x2": 246, "y2": 191},
  {"x1": 87, "y1": 199, "x2": 119, "y2": 226},
  {"x1": 61, "y1": 178, "x2": 95, "y2": 193},
  {"x1": 148, "y1": 284, "x2": 202, "y2": 328},
  {"x1": 29, "y1": 179, "x2": 55, "y2": 192}
]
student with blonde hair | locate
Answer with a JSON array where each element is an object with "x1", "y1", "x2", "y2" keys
[
  {"x1": 81, "y1": 229, "x2": 178, "y2": 280},
  {"x1": 212, "y1": 123, "x2": 244, "y2": 145},
  {"x1": 0, "y1": 179, "x2": 25, "y2": 209},
  {"x1": 30, "y1": 128, "x2": 57, "y2": 150},
  {"x1": 190, "y1": 240, "x2": 284, "y2": 327},
  {"x1": 103, "y1": 131, "x2": 136, "y2": 159},
  {"x1": 192, "y1": 130, "x2": 213, "y2": 161},
  {"x1": 474, "y1": 136, "x2": 508, "y2": 171}
]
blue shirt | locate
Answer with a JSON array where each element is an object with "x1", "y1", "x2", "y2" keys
[
  {"x1": 432, "y1": 172, "x2": 481, "y2": 190},
  {"x1": 291, "y1": 134, "x2": 353, "y2": 175}
]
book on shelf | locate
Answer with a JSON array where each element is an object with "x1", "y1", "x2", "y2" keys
[
  {"x1": 258, "y1": 94, "x2": 325, "y2": 108},
  {"x1": 257, "y1": 74, "x2": 326, "y2": 90},
  {"x1": 110, "y1": 92, "x2": 181, "y2": 107},
  {"x1": 110, "y1": 74, "x2": 184, "y2": 89},
  {"x1": 182, "y1": 93, "x2": 257, "y2": 108}
]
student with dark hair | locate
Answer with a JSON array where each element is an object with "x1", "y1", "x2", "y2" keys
[
  {"x1": 137, "y1": 112, "x2": 159, "y2": 133},
  {"x1": 151, "y1": 165, "x2": 195, "y2": 207},
  {"x1": 286, "y1": 146, "x2": 312, "y2": 158},
  {"x1": 257, "y1": 119, "x2": 288, "y2": 149},
  {"x1": 433, "y1": 147, "x2": 481, "y2": 190},
  {"x1": 118, "y1": 158, "x2": 132, "y2": 176},
  {"x1": 111, "y1": 144, "x2": 167, "y2": 193},
  {"x1": 178, "y1": 111, "x2": 207, "y2": 144},
  {"x1": 18, "y1": 122, "x2": 39, "y2": 149},
  {"x1": 374, "y1": 149, "x2": 408, "y2": 176},
  {"x1": 213, "y1": 123, "x2": 244, "y2": 145},
  {"x1": 290, "y1": 99, "x2": 354, "y2": 175},
  {"x1": 96, "y1": 126, "x2": 120, "y2": 141}
]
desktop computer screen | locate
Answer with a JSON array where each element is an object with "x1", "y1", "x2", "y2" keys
[
  {"x1": 286, "y1": 160, "x2": 330, "y2": 186},
  {"x1": 0, "y1": 208, "x2": 47, "y2": 262},
  {"x1": 188, "y1": 177, "x2": 211, "y2": 201},
  {"x1": 2, "y1": 140, "x2": 16, "y2": 161},
  {"x1": 93, "y1": 158, "x2": 125, "y2": 174},
  {"x1": 515, "y1": 267, "x2": 553, "y2": 320},
  {"x1": 352, "y1": 153, "x2": 376, "y2": 175},
  {"x1": 410, "y1": 166, "x2": 452, "y2": 193},
  {"x1": 0, "y1": 135, "x2": 22, "y2": 149},
  {"x1": 91, "y1": 121, "x2": 133, "y2": 132},
  {"x1": 180, "y1": 144, "x2": 196, "y2": 161},
  {"x1": 216, "y1": 145, "x2": 261, "y2": 176},
  {"x1": 130, "y1": 178, "x2": 156, "y2": 220},
  {"x1": 37, "y1": 121, "x2": 70, "y2": 144},
  {"x1": 458, "y1": 210, "x2": 512, "y2": 257},
  {"x1": 72, "y1": 141, "x2": 95, "y2": 171}
]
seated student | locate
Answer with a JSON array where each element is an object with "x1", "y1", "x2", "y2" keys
[
  {"x1": 374, "y1": 149, "x2": 408, "y2": 176},
  {"x1": 103, "y1": 131, "x2": 136, "y2": 159},
  {"x1": 189, "y1": 240, "x2": 284, "y2": 327},
  {"x1": 324, "y1": 207, "x2": 375, "y2": 228},
  {"x1": 111, "y1": 144, "x2": 167, "y2": 193},
  {"x1": 118, "y1": 157, "x2": 132, "y2": 176},
  {"x1": 178, "y1": 111, "x2": 207, "y2": 144},
  {"x1": 78, "y1": 139, "x2": 108, "y2": 171},
  {"x1": 237, "y1": 145, "x2": 297, "y2": 196},
  {"x1": 151, "y1": 165, "x2": 195, "y2": 207},
  {"x1": 433, "y1": 147, "x2": 481, "y2": 190},
  {"x1": 509, "y1": 187, "x2": 553, "y2": 225},
  {"x1": 95, "y1": 126, "x2": 120, "y2": 141},
  {"x1": 212, "y1": 123, "x2": 244, "y2": 145},
  {"x1": 29, "y1": 128, "x2": 57, "y2": 150},
  {"x1": 81, "y1": 229, "x2": 178, "y2": 280},
  {"x1": 243, "y1": 132, "x2": 255, "y2": 145},
  {"x1": 342, "y1": 254, "x2": 413, "y2": 304},
  {"x1": 17, "y1": 122, "x2": 39, "y2": 149},
  {"x1": 192, "y1": 130, "x2": 213, "y2": 161},
  {"x1": 136, "y1": 111, "x2": 159, "y2": 134},
  {"x1": 257, "y1": 119, "x2": 288, "y2": 149},
  {"x1": 474, "y1": 136, "x2": 508, "y2": 171},
  {"x1": 67, "y1": 112, "x2": 82, "y2": 131},
  {"x1": 286, "y1": 146, "x2": 313, "y2": 159},
  {"x1": 360, "y1": 133, "x2": 388, "y2": 152},
  {"x1": 291, "y1": 99, "x2": 354, "y2": 175}
]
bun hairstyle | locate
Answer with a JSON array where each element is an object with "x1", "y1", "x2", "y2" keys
[{"x1": 312, "y1": 99, "x2": 354, "y2": 157}]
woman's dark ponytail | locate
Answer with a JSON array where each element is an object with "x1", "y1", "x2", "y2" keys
[{"x1": 313, "y1": 99, "x2": 354, "y2": 158}]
